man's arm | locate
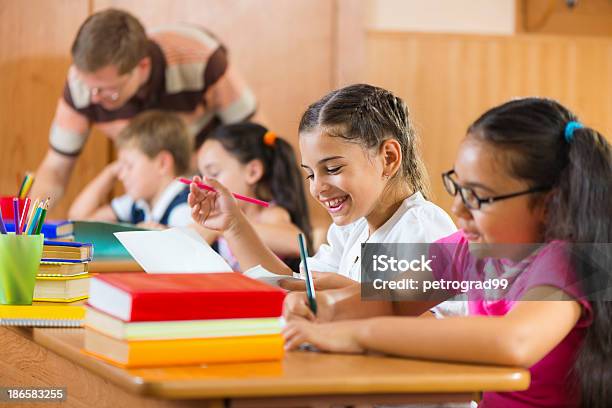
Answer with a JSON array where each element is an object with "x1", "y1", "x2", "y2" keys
[
  {"x1": 30, "y1": 97, "x2": 91, "y2": 206},
  {"x1": 30, "y1": 149, "x2": 77, "y2": 205}
]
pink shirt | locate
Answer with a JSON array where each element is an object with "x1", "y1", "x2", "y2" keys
[{"x1": 433, "y1": 231, "x2": 593, "y2": 408}]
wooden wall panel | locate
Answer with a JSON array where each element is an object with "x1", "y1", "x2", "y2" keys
[
  {"x1": 365, "y1": 31, "x2": 612, "y2": 215},
  {"x1": 0, "y1": 0, "x2": 111, "y2": 218},
  {"x1": 335, "y1": 0, "x2": 367, "y2": 86},
  {"x1": 93, "y1": 0, "x2": 336, "y2": 227},
  {"x1": 518, "y1": 0, "x2": 612, "y2": 36}
]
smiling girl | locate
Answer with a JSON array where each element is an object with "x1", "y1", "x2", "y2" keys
[{"x1": 187, "y1": 84, "x2": 457, "y2": 296}]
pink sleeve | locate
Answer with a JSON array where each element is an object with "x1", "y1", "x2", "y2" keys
[
  {"x1": 519, "y1": 241, "x2": 593, "y2": 327},
  {"x1": 430, "y1": 230, "x2": 472, "y2": 283}
]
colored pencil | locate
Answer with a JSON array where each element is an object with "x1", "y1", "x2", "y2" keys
[
  {"x1": 178, "y1": 177, "x2": 269, "y2": 208},
  {"x1": 0, "y1": 208, "x2": 7, "y2": 234},
  {"x1": 298, "y1": 233, "x2": 317, "y2": 315},
  {"x1": 19, "y1": 197, "x2": 31, "y2": 234},
  {"x1": 12, "y1": 198, "x2": 20, "y2": 235}
]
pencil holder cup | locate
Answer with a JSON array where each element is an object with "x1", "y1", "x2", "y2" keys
[
  {"x1": 0, "y1": 233, "x2": 44, "y2": 305},
  {"x1": 0, "y1": 196, "x2": 26, "y2": 220}
]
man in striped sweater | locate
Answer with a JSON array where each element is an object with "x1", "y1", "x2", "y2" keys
[{"x1": 32, "y1": 8, "x2": 259, "y2": 206}]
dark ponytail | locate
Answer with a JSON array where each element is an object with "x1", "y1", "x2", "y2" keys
[
  {"x1": 554, "y1": 127, "x2": 612, "y2": 408},
  {"x1": 207, "y1": 123, "x2": 313, "y2": 253},
  {"x1": 468, "y1": 98, "x2": 612, "y2": 408}
]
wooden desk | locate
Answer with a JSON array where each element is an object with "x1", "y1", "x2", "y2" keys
[
  {"x1": 1, "y1": 327, "x2": 529, "y2": 408},
  {"x1": 89, "y1": 259, "x2": 142, "y2": 273}
]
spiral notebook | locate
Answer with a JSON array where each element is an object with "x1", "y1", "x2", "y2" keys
[{"x1": 0, "y1": 305, "x2": 85, "y2": 327}]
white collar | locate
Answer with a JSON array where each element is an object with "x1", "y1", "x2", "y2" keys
[
  {"x1": 134, "y1": 179, "x2": 187, "y2": 222},
  {"x1": 368, "y1": 191, "x2": 425, "y2": 241}
]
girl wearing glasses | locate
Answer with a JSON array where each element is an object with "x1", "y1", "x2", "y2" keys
[{"x1": 283, "y1": 98, "x2": 611, "y2": 408}]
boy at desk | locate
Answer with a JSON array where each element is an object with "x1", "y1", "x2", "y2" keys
[{"x1": 69, "y1": 110, "x2": 192, "y2": 229}]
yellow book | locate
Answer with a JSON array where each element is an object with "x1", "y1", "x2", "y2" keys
[
  {"x1": 0, "y1": 305, "x2": 85, "y2": 327},
  {"x1": 84, "y1": 329, "x2": 284, "y2": 367},
  {"x1": 33, "y1": 274, "x2": 90, "y2": 302},
  {"x1": 39, "y1": 262, "x2": 89, "y2": 277}
]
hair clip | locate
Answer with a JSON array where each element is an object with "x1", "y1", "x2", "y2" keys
[
  {"x1": 564, "y1": 121, "x2": 583, "y2": 143},
  {"x1": 263, "y1": 131, "x2": 277, "y2": 146}
]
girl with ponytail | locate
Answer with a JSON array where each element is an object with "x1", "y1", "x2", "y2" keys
[
  {"x1": 283, "y1": 97, "x2": 612, "y2": 407},
  {"x1": 196, "y1": 122, "x2": 312, "y2": 272},
  {"x1": 189, "y1": 84, "x2": 458, "y2": 299}
]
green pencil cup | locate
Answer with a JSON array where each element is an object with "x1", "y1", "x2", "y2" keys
[{"x1": 0, "y1": 233, "x2": 44, "y2": 305}]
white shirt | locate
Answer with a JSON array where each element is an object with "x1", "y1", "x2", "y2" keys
[
  {"x1": 111, "y1": 180, "x2": 192, "y2": 227},
  {"x1": 307, "y1": 192, "x2": 456, "y2": 280},
  {"x1": 304, "y1": 192, "x2": 465, "y2": 316}
]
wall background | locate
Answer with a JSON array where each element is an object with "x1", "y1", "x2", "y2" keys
[{"x1": 1, "y1": 0, "x2": 610, "y2": 228}]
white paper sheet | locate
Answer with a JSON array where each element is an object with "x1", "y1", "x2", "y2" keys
[
  {"x1": 114, "y1": 227, "x2": 233, "y2": 273},
  {"x1": 243, "y1": 264, "x2": 302, "y2": 287}
]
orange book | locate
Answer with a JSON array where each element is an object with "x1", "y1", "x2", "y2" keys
[{"x1": 84, "y1": 329, "x2": 284, "y2": 367}]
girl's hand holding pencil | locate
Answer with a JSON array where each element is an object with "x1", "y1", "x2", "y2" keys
[
  {"x1": 282, "y1": 289, "x2": 335, "y2": 323},
  {"x1": 187, "y1": 176, "x2": 243, "y2": 233},
  {"x1": 180, "y1": 177, "x2": 269, "y2": 207},
  {"x1": 282, "y1": 319, "x2": 365, "y2": 353}
]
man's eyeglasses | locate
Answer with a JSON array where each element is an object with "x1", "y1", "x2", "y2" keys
[
  {"x1": 88, "y1": 69, "x2": 136, "y2": 102},
  {"x1": 442, "y1": 169, "x2": 550, "y2": 210}
]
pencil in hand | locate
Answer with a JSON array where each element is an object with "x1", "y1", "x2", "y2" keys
[
  {"x1": 178, "y1": 177, "x2": 269, "y2": 208},
  {"x1": 298, "y1": 233, "x2": 317, "y2": 315}
]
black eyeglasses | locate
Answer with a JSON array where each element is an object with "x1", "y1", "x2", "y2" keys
[{"x1": 442, "y1": 169, "x2": 550, "y2": 210}]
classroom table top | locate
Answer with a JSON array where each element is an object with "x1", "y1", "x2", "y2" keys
[
  {"x1": 30, "y1": 327, "x2": 530, "y2": 400},
  {"x1": 89, "y1": 258, "x2": 143, "y2": 273}
]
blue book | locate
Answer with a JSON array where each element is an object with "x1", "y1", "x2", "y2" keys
[
  {"x1": 5, "y1": 220, "x2": 73, "y2": 238},
  {"x1": 43, "y1": 239, "x2": 90, "y2": 247},
  {"x1": 40, "y1": 258, "x2": 92, "y2": 263},
  {"x1": 42, "y1": 239, "x2": 93, "y2": 262}
]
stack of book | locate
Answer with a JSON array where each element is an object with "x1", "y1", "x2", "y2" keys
[
  {"x1": 84, "y1": 272, "x2": 286, "y2": 367},
  {"x1": 5, "y1": 220, "x2": 75, "y2": 241},
  {"x1": 34, "y1": 240, "x2": 93, "y2": 303}
]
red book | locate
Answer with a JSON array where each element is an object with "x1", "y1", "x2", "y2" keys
[{"x1": 89, "y1": 273, "x2": 286, "y2": 322}]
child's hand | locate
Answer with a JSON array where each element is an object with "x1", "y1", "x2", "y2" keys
[
  {"x1": 103, "y1": 161, "x2": 122, "y2": 179},
  {"x1": 188, "y1": 176, "x2": 240, "y2": 232},
  {"x1": 278, "y1": 278, "x2": 307, "y2": 291},
  {"x1": 279, "y1": 272, "x2": 357, "y2": 291},
  {"x1": 312, "y1": 272, "x2": 357, "y2": 290},
  {"x1": 282, "y1": 320, "x2": 364, "y2": 353},
  {"x1": 282, "y1": 290, "x2": 334, "y2": 323}
]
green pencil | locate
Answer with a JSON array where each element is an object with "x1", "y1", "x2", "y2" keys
[{"x1": 34, "y1": 208, "x2": 48, "y2": 235}]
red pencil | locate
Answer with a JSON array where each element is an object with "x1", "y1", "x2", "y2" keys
[
  {"x1": 178, "y1": 177, "x2": 269, "y2": 208},
  {"x1": 19, "y1": 197, "x2": 31, "y2": 233}
]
